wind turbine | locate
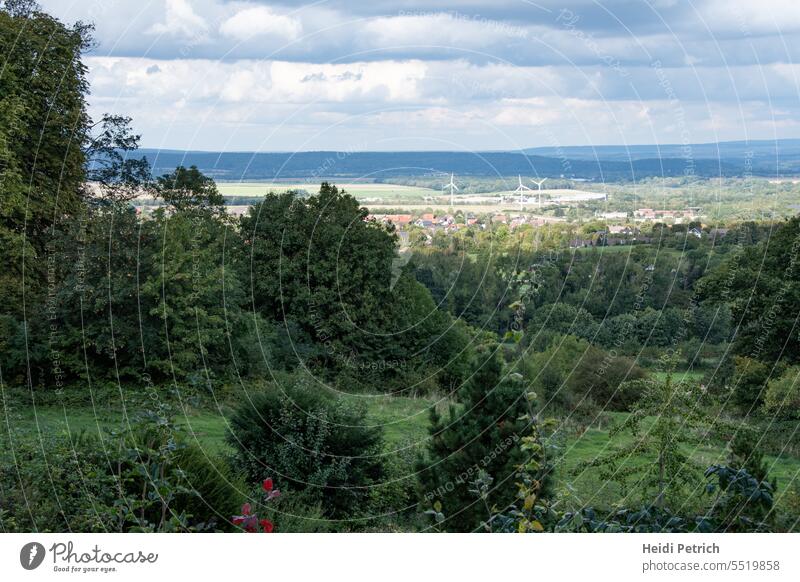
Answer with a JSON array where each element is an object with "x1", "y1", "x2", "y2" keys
[
  {"x1": 443, "y1": 173, "x2": 459, "y2": 207},
  {"x1": 513, "y1": 175, "x2": 532, "y2": 208},
  {"x1": 531, "y1": 177, "x2": 548, "y2": 208}
]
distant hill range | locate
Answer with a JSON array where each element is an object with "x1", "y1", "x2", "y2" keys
[{"x1": 138, "y1": 139, "x2": 800, "y2": 181}]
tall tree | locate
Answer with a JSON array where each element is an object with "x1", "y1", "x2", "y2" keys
[
  {"x1": 696, "y1": 217, "x2": 800, "y2": 365},
  {"x1": 417, "y1": 347, "x2": 529, "y2": 531}
]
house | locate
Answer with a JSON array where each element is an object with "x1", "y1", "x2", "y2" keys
[
  {"x1": 601, "y1": 211, "x2": 628, "y2": 220},
  {"x1": 390, "y1": 214, "x2": 413, "y2": 227},
  {"x1": 374, "y1": 214, "x2": 413, "y2": 227},
  {"x1": 569, "y1": 238, "x2": 594, "y2": 248}
]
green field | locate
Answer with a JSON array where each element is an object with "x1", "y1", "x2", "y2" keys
[
  {"x1": 214, "y1": 177, "x2": 800, "y2": 221},
  {"x1": 6, "y1": 392, "x2": 798, "y2": 515},
  {"x1": 217, "y1": 181, "x2": 440, "y2": 202}
]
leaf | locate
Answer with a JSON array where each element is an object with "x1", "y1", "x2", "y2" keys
[
  {"x1": 433, "y1": 500, "x2": 442, "y2": 513},
  {"x1": 523, "y1": 495, "x2": 536, "y2": 511},
  {"x1": 530, "y1": 520, "x2": 544, "y2": 532}
]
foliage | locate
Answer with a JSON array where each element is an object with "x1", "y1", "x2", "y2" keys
[
  {"x1": 575, "y1": 362, "x2": 707, "y2": 507},
  {"x1": 764, "y1": 365, "x2": 800, "y2": 420},
  {"x1": 482, "y1": 395, "x2": 560, "y2": 533},
  {"x1": 241, "y1": 184, "x2": 466, "y2": 392},
  {"x1": 702, "y1": 465, "x2": 774, "y2": 532},
  {"x1": 556, "y1": 465, "x2": 773, "y2": 533},
  {"x1": 518, "y1": 334, "x2": 647, "y2": 414},
  {"x1": 731, "y1": 356, "x2": 770, "y2": 414},
  {"x1": 696, "y1": 216, "x2": 800, "y2": 364},
  {"x1": 155, "y1": 165, "x2": 224, "y2": 212},
  {"x1": 84, "y1": 114, "x2": 151, "y2": 204},
  {"x1": 226, "y1": 374, "x2": 386, "y2": 519},
  {"x1": 0, "y1": 406, "x2": 243, "y2": 532},
  {"x1": 417, "y1": 348, "x2": 529, "y2": 531}
]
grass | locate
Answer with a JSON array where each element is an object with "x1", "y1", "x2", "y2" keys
[
  {"x1": 1, "y1": 403, "x2": 230, "y2": 452},
  {"x1": 4, "y1": 391, "x2": 799, "y2": 516},
  {"x1": 651, "y1": 370, "x2": 706, "y2": 383},
  {"x1": 340, "y1": 393, "x2": 435, "y2": 445},
  {"x1": 0, "y1": 391, "x2": 438, "y2": 454},
  {"x1": 562, "y1": 412, "x2": 800, "y2": 513}
]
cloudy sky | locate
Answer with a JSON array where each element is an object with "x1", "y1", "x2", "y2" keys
[{"x1": 42, "y1": 0, "x2": 800, "y2": 152}]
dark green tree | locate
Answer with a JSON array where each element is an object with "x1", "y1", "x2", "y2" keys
[
  {"x1": 696, "y1": 217, "x2": 800, "y2": 364},
  {"x1": 417, "y1": 347, "x2": 529, "y2": 531},
  {"x1": 155, "y1": 165, "x2": 224, "y2": 211}
]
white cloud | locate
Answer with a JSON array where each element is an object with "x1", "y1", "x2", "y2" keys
[
  {"x1": 86, "y1": 57, "x2": 428, "y2": 106},
  {"x1": 363, "y1": 13, "x2": 530, "y2": 49},
  {"x1": 700, "y1": 0, "x2": 800, "y2": 35},
  {"x1": 147, "y1": 0, "x2": 209, "y2": 39},
  {"x1": 84, "y1": 53, "x2": 800, "y2": 150},
  {"x1": 220, "y1": 6, "x2": 303, "y2": 42}
]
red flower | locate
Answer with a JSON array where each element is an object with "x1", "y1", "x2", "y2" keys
[{"x1": 231, "y1": 482, "x2": 280, "y2": 533}]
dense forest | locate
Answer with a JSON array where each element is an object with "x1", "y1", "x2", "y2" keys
[{"x1": 1, "y1": 3, "x2": 798, "y2": 533}]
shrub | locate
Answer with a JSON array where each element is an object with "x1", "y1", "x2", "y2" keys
[
  {"x1": 171, "y1": 444, "x2": 245, "y2": 530},
  {"x1": 226, "y1": 374, "x2": 385, "y2": 519},
  {"x1": 764, "y1": 365, "x2": 800, "y2": 420},
  {"x1": 0, "y1": 409, "x2": 244, "y2": 532},
  {"x1": 731, "y1": 356, "x2": 770, "y2": 413},
  {"x1": 519, "y1": 334, "x2": 646, "y2": 414},
  {"x1": 0, "y1": 431, "x2": 118, "y2": 532}
]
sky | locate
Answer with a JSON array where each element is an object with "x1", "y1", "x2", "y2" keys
[{"x1": 40, "y1": 0, "x2": 800, "y2": 152}]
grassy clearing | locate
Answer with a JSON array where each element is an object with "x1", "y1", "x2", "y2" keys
[
  {"x1": 563, "y1": 416, "x2": 800, "y2": 514},
  {"x1": 1, "y1": 404, "x2": 231, "y2": 452},
  {"x1": 340, "y1": 393, "x2": 435, "y2": 445},
  {"x1": 650, "y1": 370, "x2": 706, "y2": 383},
  {"x1": 0, "y1": 392, "x2": 438, "y2": 454},
  {"x1": 4, "y1": 393, "x2": 798, "y2": 514}
]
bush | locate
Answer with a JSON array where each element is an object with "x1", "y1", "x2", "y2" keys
[
  {"x1": 0, "y1": 409, "x2": 244, "y2": 532},
  {"x1": 171, "y1": 445, "x2": 245, "y2": 529},
  {"x1": 731, "y1": 356, "x2": 770, "y2": 413},
  {"x1": 764, "y1": 366, "x2": 800, "y2": 420},
  {"x1": 0, "y1": 431, "x2": 118, "y2": 532},
  {"x1": 226, "y1": 374, "x2": 385, "y2": 519},
  {"x1": 519, "y1": 334, "x2": 647, "y2": 414}
]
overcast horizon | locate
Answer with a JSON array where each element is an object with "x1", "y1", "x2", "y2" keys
[{"x1": 42, "y1": 0, "x2": 800, "y2": 152}]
